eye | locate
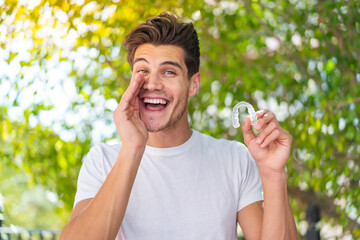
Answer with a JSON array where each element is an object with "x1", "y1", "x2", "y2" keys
[
  {"x1": 137, "y1": 69, "x2": 148, "y2": 74},
  {"x1": 164, "y1": 70, "x2": 176, "y2": 75}
]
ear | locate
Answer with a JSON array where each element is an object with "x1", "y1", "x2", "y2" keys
[{"x1": 188, "y1": 72, "x2": 201, "y2": 97}]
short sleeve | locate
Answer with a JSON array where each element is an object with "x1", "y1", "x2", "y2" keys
[
  {"x1": 237, "y1": 146, "x2": 263, "y2": 211},
  {"x1": 74, "y1": 145, "x2": 106, "y2": 207}
]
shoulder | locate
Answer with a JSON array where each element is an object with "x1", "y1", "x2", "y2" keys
[
  {"x1": 82, "y1": 142, "x2": 122, "y2": 168},
  {"x1": 89, "y1": 142, "x2": 122, "y2": 157}
]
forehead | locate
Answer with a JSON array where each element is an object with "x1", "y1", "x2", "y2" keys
[{"x1": 134, "y1": 43, "x2": 186, "y2": 66}]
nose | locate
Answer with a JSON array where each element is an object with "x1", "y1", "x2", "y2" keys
[{"x1": 142, "y1": 72, "x2": 164, "y2": 91}]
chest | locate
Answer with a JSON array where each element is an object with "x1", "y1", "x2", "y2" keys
[{"x1": 121, "y1": 153, "x2": 239, "y2": 239}]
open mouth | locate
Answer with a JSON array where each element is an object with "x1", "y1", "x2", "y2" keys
[{"x1": 142, "y1": 98, "x2": 169, "y2": 111}]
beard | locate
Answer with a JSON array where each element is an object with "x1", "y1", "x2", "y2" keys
[
  {"x1": 140, "y1": 90, "x2": 189, "y2": 133},
  {"x1": 146, "y1": 101, "x2": 188, "y2": 132}
]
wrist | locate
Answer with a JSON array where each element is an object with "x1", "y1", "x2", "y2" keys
[
  {"x1": 118, "y1": 146, "x2": 145, "y2": 166},
  {"x1": 122, "y1": 140, "x2": 146, "y2": 153},
  {"x1": 259, "y1": 167, "x2": 286, "y2": 178},
  {"x1": 259, "y1": 167, "x2": 287, "y2": 190}
]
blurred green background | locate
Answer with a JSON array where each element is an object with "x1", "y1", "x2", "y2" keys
[{"x1": 0, "y1": 0, "x2": 359, "y2": 238}]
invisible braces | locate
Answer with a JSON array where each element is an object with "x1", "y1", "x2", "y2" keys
[{"x1": 232, "y1": 101, "x2": 258, "y2": 129}]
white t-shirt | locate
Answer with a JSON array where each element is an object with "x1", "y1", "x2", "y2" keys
[{"x1": 74, "y1": 130, "x2": 263, "y2": 240}]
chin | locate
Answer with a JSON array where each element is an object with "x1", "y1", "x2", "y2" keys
[
  {"x1": 142, "y1": 119, "x2": 166, "y2": 133},
  {"x1": 145, "y1": 124, "x2": 167, "y2": 133},
  {"x1": 140, "y1": 106, "x2": 187, "y2": 133},
  {"x1": 143, "y1": 118, "x2": 178, "y2": 133}
]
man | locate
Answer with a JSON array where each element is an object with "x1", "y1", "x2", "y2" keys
[{"x1": 61, "y1": 12, "x2": 298, "y2": 240}]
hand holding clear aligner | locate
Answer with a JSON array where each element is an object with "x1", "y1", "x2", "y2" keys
[{"x1": 232, "y1": 101, "x2": 260, "y2": 135}]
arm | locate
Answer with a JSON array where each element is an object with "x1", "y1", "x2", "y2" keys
[
  {"x1": 258, "y1": 167, "x2": 298, "y2": 240},
  {"x1": 61, "y1": 73, "x2": 148, "y2": 240},
  {"x1": 238, "y1": 111, "x2": 298, "y2": 240}
]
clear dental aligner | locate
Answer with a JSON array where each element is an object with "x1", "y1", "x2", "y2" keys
[{"x1": 232, "y1": 101, "x2": 260, "y2": 135}]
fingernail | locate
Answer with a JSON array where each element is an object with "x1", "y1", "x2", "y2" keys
[{"x1": 256, "y1": 138, "x2": 262, "y2": 144}]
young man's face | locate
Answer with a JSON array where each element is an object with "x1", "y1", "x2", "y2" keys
[{"x1": 133, "y1": 43, "x2": 198, "y2": 132}]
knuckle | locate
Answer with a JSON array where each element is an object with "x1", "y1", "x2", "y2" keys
[
  {"x1": 269, "y1": 121, "x2": 277, "y2": 129},
  {"x1": 288, "y1": 132, "x2": 293, "y2": 140},
  {"x1": 273, "y1": 128, "x2": 281, "y2": 136}
]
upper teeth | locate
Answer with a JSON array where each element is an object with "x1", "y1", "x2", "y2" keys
[{"x1": 144, "y1": 98, "x2": 167, "y2": 104}]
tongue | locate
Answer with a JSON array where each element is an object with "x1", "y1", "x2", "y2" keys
[{"x1": 146, "y1": 103, "x2": 166, "y2": 111}]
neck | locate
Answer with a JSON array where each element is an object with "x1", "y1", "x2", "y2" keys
[{"x1": 146, "y1": 112, "x2": 192, "y2": 148}]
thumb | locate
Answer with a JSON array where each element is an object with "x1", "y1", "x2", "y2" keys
[{"x1": 241, "y1": 116, "x2": 255, "y2": 145}]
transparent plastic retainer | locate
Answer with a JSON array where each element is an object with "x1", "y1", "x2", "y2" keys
[{"x1": 232, "y1": 101, "x2": 261, "y2": 136}]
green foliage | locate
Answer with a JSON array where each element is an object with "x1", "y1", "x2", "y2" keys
[
  {"x1": 0, "y1": 167, "x2": 64, "y2": 228},
  {"x1": 1, "y1": 0, "x2": 359, "y2": 237}
]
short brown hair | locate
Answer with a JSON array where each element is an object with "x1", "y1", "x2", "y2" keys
[{"x1": 123, "y1": 11, "x2": 200, "y2": 79}]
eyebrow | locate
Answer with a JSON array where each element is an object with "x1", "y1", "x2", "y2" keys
[
  {"x1": 133, "y1": 58, "x2": 183, "y2": 71},
  {"x1": 160, "y1": 61, "x2": 183, "y2": 71},
  {"x1": 133, "y1": 57, "x2": 149, "y2": 65}
]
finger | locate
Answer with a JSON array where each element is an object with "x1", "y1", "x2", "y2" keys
[
  {"x1": 130, "y1": 72, "x2": 146, "y2": 106},
  {"x1": 241, "y1": 116, "x2": 256, "y2": 144},
  {"x1": 255, "y1": 121, "x2": 278, "y2": 145},
  {"x1": 259, "y1": 128, "x2": 282, "y2": 148},
  {"x1": 120, "y1": 73, "x2": 145, "y2": 107},
  {"x1": 254, "y1": 111, "x2": 277, "y2": 131},
  {"x1": 255, "y1": 109, "x2": 266, "y2": 118}
]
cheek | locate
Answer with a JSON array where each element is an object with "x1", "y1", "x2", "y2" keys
[
  {"x1": 175, "y1": 84, "x2": 190, "y2": 100},
  {"x1": 167, "y1": 81, "x2": 189, "y2": 95}
]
